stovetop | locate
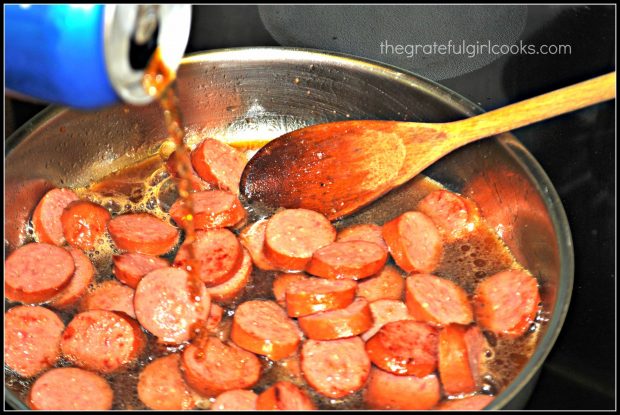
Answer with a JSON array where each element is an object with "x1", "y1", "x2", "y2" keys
[{"x1": 5, "y1": 5, "x2": 615, "y2": 410}]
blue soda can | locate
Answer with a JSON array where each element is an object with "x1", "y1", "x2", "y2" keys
[{"x1": 5, "y1": 4, "x2": 192, "y2": 109}]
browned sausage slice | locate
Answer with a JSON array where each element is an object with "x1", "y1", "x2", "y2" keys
[
  {"x1": 169, "y1": 190, "x2": 246, "y2": 230},
  {"x1": 435, "y1": 394, "x2": 494, "y2": 410},
  {"x1": 205, "y1": 303, "x2": 224, "y2": 333},
  {"x1": 356, "y1": 265, "x2": 404, "y2": 303},
  {"x1": 231, "y1": 300, "x2": 301, "y2": 360},
  {"x1": 191, "y1": 137, "x2": 247, "y2": 194},
  {"x1": 108, "y1": 213, "x2": 179, "y2": 255},
  {"x1": 134, "y1": 267, "x2": 211, "y2": 344},
  {"x1": 32, "y1": 188, "x2": 79, "y2": 246},
  {"x1": 28, "y1": 367, "x2": 114, "y2": 410},
  {"x1": 301, "y1": 337, "x2": 370, "y2": 399},
  {"x1": 337, "y1": 223, "x2": 388, "y2": 251},
  {"x1": 206, "y1": 248, "x2": 253, "y2": 304},
  {"x1": 474, "y1": 269, "x2": 540, "y2": 338},
  {"x1": 173, "y1": 229, "x2": 242, "y2": 286},
  {"x1": 138, "y1": 354, "x2": 197, "y2": 410},
  {"x1": 405, "y1": 274, "x2": 473, "y2": 326},
  {"x1": 273, "y1": 272, "x2": 309, "y2": 307},
  {"x1": 464, "y1": 325, "x2": 491, "y2": 386},
  {"x1": 212, "y1": 390, "x2": 258, "y2": 410},
  {"x1": 112, "y1": 252, "x2": 168, "y2": 289},
  {"x1": 361, "y1": 299, "x2": 415, "y2": 341},
  {"x1": 417, "y1": 189, "x2": 480, "y2": 242},
  {"x1": 61, "y1": 200, "x2": 111, "y2": 251},
  {"x1": 60, "y1": 310, "x2": 146, "y2": 373},
  {"x1": 285, "y1": 277, "x2": 357, "y2": 317},
  {"x1": 364, "y1": 367, "x2": 440, "y2": 410},
  {"x1": 438, "y1": 324, "x2": 476, "y2": 395},
  {"x1": 49, "y1": 247, "x2": 95, "y2": 309},
  {"x1": 181, "y1": 336, "x2": 261, "y2": 396},
  {"x1": 256, "y1": 381, "x2": 316, "y2": 410},
  {"x1": 382, "y1": 211, "x2": 442, "y2": 274},
  {"x1": 264, "y1": 209, "x2": 336, "y2": 271},
  {"x1": 298, "y1": 297, "x2": 373, "y2": 340},
  {"x1": 4, "y1": 306, "x2": 64, "y2": 377},
  {"x1": 5, "y1": 243, "x2": 74, "y2": 304},
  {"x1": 306, "y1": 240, "x2": 387, "y2": 280},
  {"x1": 166, "y1": 150, "x2": 213, "y2": 191},
  {"x1": 80, "y1": 280, "x2": 136, "y2": 319},
  {"x1": 239, "y1": 219, "x2": 277, "y2": 271}
]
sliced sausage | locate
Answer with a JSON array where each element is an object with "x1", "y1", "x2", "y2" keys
[
  {"x1": 417, "y1": 189, "x2": 480, "y2": 242},
  {"x1": 166, "y1": 149, "x2": 213, "y2": 191},
  {"x1": 112, "y1": 252, "x2": 168, "y2": 289},
  {"x1": 138, "y1": 354, "x2": 197, "y2": 410},
  {"x1": 173, "y1": 228, "x2": 242, "y2": 286},
  {"x1": 257, "y1": 381, "x2": 316, "y2": 410},
  {"x1": 60, "y1": 310, "x2": 146, "y2": 373},
  {"x1": 231, "y1": 300, "x2": 301, "y2": 360},
  {"x1": 298, "y1": 297, "x2": 373, "y2": 340},
  {"x1": 61, "y1": 200, "x2": 111, "y2": 251},
  {"x1": 361, "y1": 299, "x2": 415, "y2": 342},
  {"x1": 108, "y1": 213, "x2": 179, "y2": 255},
  {"x1": 205, "y1": 247, "x2": 253, "y2": 304},
  {"x1": 264, "y1": 209, "x2": 336, "y2": 271},
  {"x1": 285, "y1": 277, "x2": 357, "y2": 317},
  {"x1": 364, "y1": 368, "x2": 440, "y2": 410},
  {"x1": 366, "y1": 320, "x2": 439, "y2": 377},
  {"x1": 306, "y1": 240, "x2": 387, "y2": 280},
  {"x1": 301, "y1": 337, "x2": 370, "y2": 399},
  {"x1": 80, "y1": 280, "x2": 136, "y2": 319},
  {"x1": 438, "y1": 324, "x2": 477, "y2": 395},
  {"x1": 191, "y1": 137, "x2": 247, "y2": 194},
  {"x1": 181, "y1": 336, "x2": 261, "y2": 396},
  {"x1": 337, "y1": 223, "x2": 388, "y2": 251},
  {"x1": 464, "y1": 325, "x2": 491, "y2": 386},
  {"x1": 5, "y1": 243, "x2": 74, "y2": 304},
  {"x1": 49, "y1": 247, "x2": 95, "y2": 309},
  {"x1": 273, "y1": 272, "x2": 309, "y2": 307},
  {"x1": 357, "y1": 265, "x2": 405, "y2": 303},
  {"x1": 28, "y1": 367, "x2": 113, "y2": 410},
  {"x1": 169, "y1": 190, "x2": 246, "y2": 230},
  {"x1": 382, "y1": 211, "x2": 442, "y2": 274},
  {"x1": 205, "y1": 303, "x2": 224, "y2": 333},
  {"x1": 239, "y1": 219, "x2": 277, "y2": 271},
  {"x1": 32, "y1": 188, "x2": 79, "y2": 246},
  {"x1": 435, "y1": 394, "x2": 494, "y2": 410},
  {"x1": 134, "y1": 267, "x2": 211, "y2": 344},
  {"x1": 212, "y1": 390, "x2": 258, "y2": 410},
  {"x1": 405, "y1": 274, "x2": 473, "y2": 326},
  {"x1": 4, "y1": 306, "x2": 64, "y2": 377},
  {"x1": 474, "y1": 269, "x2": 540, "y2": 338}
]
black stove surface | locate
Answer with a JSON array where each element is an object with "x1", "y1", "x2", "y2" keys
[{"x1": 5, "y1": 5, "x2": 615, "y2": 410}]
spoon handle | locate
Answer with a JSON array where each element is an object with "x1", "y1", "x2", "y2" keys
[{"x1": 443, "y1": 72, "x2": 616, "y2": 145}]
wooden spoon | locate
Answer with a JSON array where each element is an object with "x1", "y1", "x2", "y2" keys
[{"x1": 240, "y1": 72, "x2": 616, "y2": 220}]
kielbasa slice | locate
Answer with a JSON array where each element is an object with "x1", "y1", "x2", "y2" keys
[
  {"x1": 361, "y1": 299, "x2": 415, "y2": 342},
  {"x1": 80, "y1": 280, "x2": 136, "y2": 319},
  {"x1": 417, "y1": 189, "x2": 480, "y2": 242},
  {"x1": 474, "y1": 269, "x2": 540, "y2": 338},
  {"x1": 364, "y1": 368, "x2": 440, "y2": 410},
  {"x1": 50, "y1": 247, "x2": 95, "y2": 309},
  {"x1": 435, "y1": 394, "x2": 494, "y2": 410},
  {"x1": 264, "y1": 209, "x2": 336, "y2": 271},
  {"x1": 306, "y1": 240, "x2": 387, "y2": 280},
  {"x1": 464, "y1": 325, "x2": 491, "y2": 386},
  {"x1": 273, "y1": 272, "x2": 309, "y2": 307},
  {"x1": 298, "y1": 297, "x2": 373, "y2": 340},
  {"x1": 61, "y1": 200, "x2": 111, "y2": 251},
  {"x1": 181, "y1": 336, "x2": 261, "y2": 396},
  {"x1": 205, "y1": 303, "x2": 224, "y2": 333},
  {"x1": 212, "y1": 390, "x2": 258, "y2": 411},
  {"x1": 206, "y1": 248, "x2": 253, "y2": 304},
  {"x1": 438, "y1": 324, "x2": 477, "y2": 395},
  {"x1": 137, "y1": 354, "x2": 197, "y2": 410},
  {"x1": 112, "y1": 252, "x2": 168, "y2": 289},
  {"x1": 191, "y1": 137, "x2": 247, "y2": 194},
  {"x1": 239, "y1": 219, "x2": 277, "y2": 271},
  {"x1": 231, "y1": 300, "x2": 301, "y2": 360},
  {"x1": 134, "y1": 267, "x2": 210, "y2": 344},
  {"x1": 257, "y1": 381, "x2": 316, "y2": 410},
  {"x1": 382, "y1": 211, "x2": 442, "y2": 274},
  {"x1": 169, "y1": 190, "x2": 246, "y2": 230},
  {"x1": 108, "y1": 213, "x2": 179, "y2": 255},
  {"x1": 337, "y1": 223, "x2": 388, "y2": 251},
  {"x1": 166, "y1": 149, "x2": 213, "y2": 192},
  {"x1": 366, "y1": 320, "x2": 439, "y2": 377},
  {"x1": 4, "y1": 306, "x2": 64, "y2": 377},
  {"x1": 173, "y1": 228, "x2": 242, "y2": 286},
  {"x1": 285, "y1": 277, "x2": 357, "y2": 317},
  {"x1": 32, "y1": 188, "x2": 79, "y2": 246},
  {"x1": 405, "y1": 274, "x2": 473, "y2": 326},
  {"x1": 5, "y1": 243, "x2": 74, "y2": 304},
  {"x1": 60, "y1": 310, "x2": 146, "y2": 373},
  {"x1": 28, "y1": 367, "x2": 114, "y2": 410},
  {"x1": 301, "y1": 337, "x2": 370, "y2": 399},
  {"x1": 356, "y1": 265, "x2": 405, "y2": 303}
]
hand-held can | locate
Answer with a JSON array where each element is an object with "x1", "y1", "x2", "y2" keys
[{"x1": 6, "y1": 4, "x2": 192, "y2": 109}]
